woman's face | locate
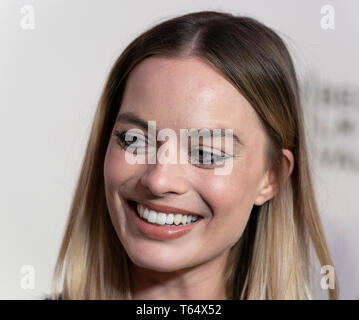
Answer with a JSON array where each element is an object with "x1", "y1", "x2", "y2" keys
[{"x1": 104, "y1": 56, "x2": 274, "y2": 272}]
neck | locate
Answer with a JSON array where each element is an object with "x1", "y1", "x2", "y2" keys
[{"x1": 129, "y1": 249, "x2": 230, "y2": 300}]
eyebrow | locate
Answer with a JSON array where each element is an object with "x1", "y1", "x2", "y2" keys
[{"x1": 116, "y1": 112, "x2": 243, "y2": 146}]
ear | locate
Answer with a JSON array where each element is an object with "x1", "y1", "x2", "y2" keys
[
  {"x1": 254, "y1": 149, "x2": 294, "y2": 206},
  {"x1": 281, "y1": 149, "x2": 294, "y2": 183}
]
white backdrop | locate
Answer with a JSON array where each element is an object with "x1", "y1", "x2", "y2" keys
[{"x1": 1, "y1": 0, "x2": 358, "y2": 299}]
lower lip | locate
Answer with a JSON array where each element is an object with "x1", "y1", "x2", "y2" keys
[{"x1": 127, "y1": 201, "x2": 202, "y2": 241}]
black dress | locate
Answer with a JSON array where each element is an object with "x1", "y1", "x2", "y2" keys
[{"x1": 43, "y1": 293, "x2": 62, "y2": 300}]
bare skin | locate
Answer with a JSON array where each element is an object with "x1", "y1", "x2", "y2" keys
[{"x1": 103, "y1": 56, "x2": 294, "y2": 300}]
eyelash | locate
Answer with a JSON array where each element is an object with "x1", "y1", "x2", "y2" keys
[
  {"x1": 114, "y1": 130, "x2": 145, "y2": 149},
  {"x1": 113, "y1": 130, "x2": 233, "y2": 169}
]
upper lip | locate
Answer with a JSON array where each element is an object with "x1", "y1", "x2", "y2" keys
[{"x1": 130, "y1": 199, "x2": 202, "y2": 217}]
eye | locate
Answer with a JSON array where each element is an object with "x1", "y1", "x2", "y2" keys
[
  {"x1": 113, "y1": 130, "x2": 147, "y2": 152},
  {"x1": 190, "y1": 147, "x2": 232, "y2": 169}
]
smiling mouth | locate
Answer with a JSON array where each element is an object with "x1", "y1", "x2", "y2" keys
[{"x1": 127, "y1": 200, "x2": 201, "y2": 227}]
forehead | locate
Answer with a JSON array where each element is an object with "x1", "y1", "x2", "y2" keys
[{"x1": 119, "y1": 56, "x2": 264, "y2": 141}]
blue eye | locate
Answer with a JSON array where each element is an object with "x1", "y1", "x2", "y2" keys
[
  {"x1": 191, "y1": 147, "x2": 231, "y2": 168},
  {"x1": 114, "y1": 130, "x2": 146, "y2": 151}
]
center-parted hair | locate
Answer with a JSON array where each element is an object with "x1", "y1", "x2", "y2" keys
[{"x1": 50, "y1": 10, "x2": 338, "y2": 299}]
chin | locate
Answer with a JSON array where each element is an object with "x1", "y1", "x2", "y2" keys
[{"x1": 126, "y1": 246, "x2": 198, "y2": 273}]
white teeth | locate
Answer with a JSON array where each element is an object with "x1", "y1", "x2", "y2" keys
[
  {"x1": 156, "y1": 213, "x2": 167, "y2": 225},
  {"x1": 174, "y1": 214, "x2": 182, "y2": 225},
  {"x1": 143, "y1": 208, "x2": 149, "y2": 219},
  {"x1": 148, "y1": 210, "x2": 157, "y2": 223},
  {"x1": 135, "y1": 203, "x2": 200, "y2": 226},
  {"x1": 166, "y1": 213, "x2": 174, "y2": 224},
  {"x1": 137, "y1": 204, "x2": 144, "y2": 218},
  {"x1": 181, "y1": 215, "x2": 187, "y2": 225}
]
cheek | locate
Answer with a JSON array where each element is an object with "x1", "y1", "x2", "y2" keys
[
  {"x1": 104, "y1": 142, "x2": 138, "y2": 188},
  {"x1": 103, "y1": 143, "x2": 142, "y2": 237},
  {"x1": 197, "y1": 169, "x2": 261, "y2": 244},
  {"x1": 202, "y1": 171, "x2": 257, "y2": 214}
]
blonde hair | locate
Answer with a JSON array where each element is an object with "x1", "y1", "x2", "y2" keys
[{"x1": 50, "y1": 10, "x2": 338, "y2": 299}]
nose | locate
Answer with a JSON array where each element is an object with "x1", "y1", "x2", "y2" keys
[{"x1": 140, "y1": 161, "x2": 189, "y2": 197}]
